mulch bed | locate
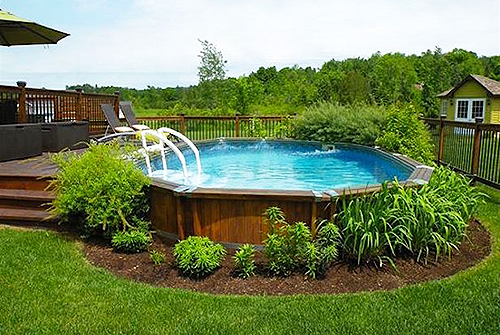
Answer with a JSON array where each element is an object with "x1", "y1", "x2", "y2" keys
[{"x1": 83, "y1": 220, "x2": 491, "y2": 296}]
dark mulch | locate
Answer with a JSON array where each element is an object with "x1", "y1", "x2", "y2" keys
[{"x1": 83, "y1": 220, "x2": 491, "y2": 296}]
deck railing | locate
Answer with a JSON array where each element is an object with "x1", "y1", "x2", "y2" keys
[
  {"x1": 0, "y1": 82, "x2": 119, "y2": 134},
  {"x1": 137, "y1": 115, "x2": 294, "y2": 140},
  {"x1": 423, "y1": 117, "x2": 500, "y2": 188}
]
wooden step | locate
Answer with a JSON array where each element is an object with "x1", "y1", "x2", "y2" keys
[
  {"x1": 0, "y1": 189, "x2": 55, "y2": 209},
  {"x1": 0, "y1": 175, "x2": 52, "y2": 191},
  {"x1": 0, "y1": 207, "x2": 56, "y2": 223}
]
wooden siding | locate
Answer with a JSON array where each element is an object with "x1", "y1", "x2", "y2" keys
[{"x1": 491, "y1": 98, "x2": 500, "y2": 124}]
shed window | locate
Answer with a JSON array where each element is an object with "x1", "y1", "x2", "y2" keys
[
  {"x1": 440, "y1": 100, "x2": 447, "y2": 116},
  {"x1": 455, "y1": 99, "x2": 485, "y2": 121},
  {"x1": 472, "y1": 100, "x2": 484, "y2": 119},
  {"x1": 457, "y1": 100, "x2": 468, "y2": 119}
]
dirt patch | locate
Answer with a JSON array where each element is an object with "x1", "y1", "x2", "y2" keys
[{"x1": 83, "y1": 220, "x2": 491, "y2": 296}]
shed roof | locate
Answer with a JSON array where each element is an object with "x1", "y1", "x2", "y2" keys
[{"x1": 437, "y1": 74, "x2": 500, "y2": 98}]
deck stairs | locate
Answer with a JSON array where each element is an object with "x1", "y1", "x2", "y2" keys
[{"x1": 0, "y1": 174, "x2": 56, "y2": 225}]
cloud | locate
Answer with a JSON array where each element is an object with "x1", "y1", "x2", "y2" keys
[{"x1": 1, "y1": 0, "x2": 498, "y2": 88}]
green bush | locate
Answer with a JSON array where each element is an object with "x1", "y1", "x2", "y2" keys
[
  {"x1": 336, "y1": 167, "x2": 483, "y2": 265},
  {"x1": 233, "y1": 244, "x2": 256, "y2": 279},
  {"x1": 375, "y1": 104, "x2": 435, "y2": 164},
  {"x1": 292, "y1": 102, "x2": 387, "y2": 146},
  {"x1": 305, "y1": 221, "x2": 340, "y2": 279},
  {"x1": 149, "y1": 249, "x2": 166, "y2": 266},
  {"x1": 263, "y1": 208, "x2": 339, "y2": 278},
  {"x1": 112, "y1": 230, "x2": 151, "y2": 253},
  {"x1": 173, "y1": 236, "x2": 226, "y2": 279},
  {"x1": 50, "y1": 142, "x2": 150, "y2": 238},
  {"x1": 264, "y1": 207, "x2": 311, "y2": 276}
]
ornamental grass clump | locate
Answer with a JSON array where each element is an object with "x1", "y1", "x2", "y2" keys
[
  {"x1": 173, "y1": 236, "x2": 226, "y2": 279},
  {"x1": 337, "y1": 183, "x2": 401, "y2": 266},
  {"x1": 49, "y1": 141, "x2": 150, "y2": 239},
  {"x1": 336, "y1": 166, "x2": 484, "y2": 266}
]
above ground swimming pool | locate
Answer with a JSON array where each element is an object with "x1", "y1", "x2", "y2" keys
[
  {"x1": 148, "y1": 139, "x2": 413, "y2": 192},
  {"x1": 146, "y1": 139, "x2": 433, "y2": 246}
]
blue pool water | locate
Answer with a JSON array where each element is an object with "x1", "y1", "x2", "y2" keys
[{"x1": 147, "y1": 140, "x2": 412, "y2": 191}]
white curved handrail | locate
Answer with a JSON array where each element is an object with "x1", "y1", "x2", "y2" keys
[
  {"x1": 158, "y1": 127, "x2": 202, "y2": 176},
  {"x1": 139, "y1": 130, "x2": 189, "y2": 182}
]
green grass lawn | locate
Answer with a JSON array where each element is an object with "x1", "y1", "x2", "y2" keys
[{"x1": 1, "y1": 185, "x2": 499, "y2": 334}]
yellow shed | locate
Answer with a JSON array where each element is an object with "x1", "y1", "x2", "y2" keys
[{"x1": 437, "y1": 74, "x2": 500, "y2": 123}]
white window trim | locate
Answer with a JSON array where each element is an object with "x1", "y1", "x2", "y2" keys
[{"x1": 454, "y1": 98, "x2": 485, "y2": 122}]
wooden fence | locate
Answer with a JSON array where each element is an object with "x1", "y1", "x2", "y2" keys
[
  {"x1": 0, "y1": 82, "x2": 292, "y2": 139},
  {"x1": 137, "y1": 115, "x2": 294, "y2": 140},
  {"x1": 423, "y1": 117, "x2": 500, "y2": 188},
  {"x1": 0, "y1": 82, "x2": 119, "y2": 134}
]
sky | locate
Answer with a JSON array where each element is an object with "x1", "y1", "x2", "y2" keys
[{"x1": 0, "y1": 0, "x2": 499, "y2": 89}]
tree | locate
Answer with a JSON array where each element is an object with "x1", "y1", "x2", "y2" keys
[{"x1": 197, "y1": 39, "x2": 227, "y2": 83}]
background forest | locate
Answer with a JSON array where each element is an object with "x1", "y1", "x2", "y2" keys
[{"x1": 67, "y1": 48, "x2": 500, "y2": 118}]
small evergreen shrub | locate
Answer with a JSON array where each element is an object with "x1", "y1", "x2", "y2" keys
[
  {"x1": 292, "y1": 102, "x2": 387, "y2": 146},
  {"x1": 233, "y1": 244, "x2": 256, "y2": 279},
  {"x1": 173, "y1": 236, "x2": 226, "y2": 279},
  {"x1": 375, "y1": 104, "x2": 435, "y2": 164},
  {"x1": 149, "y1": 249, "x2": 166, "y2": 266},
  {"x1": 112, "y1": 230, "x2": 151, "y2": 253},
  {"x1": 50, "y1": 141, "x2": 150, "y2": 238}
]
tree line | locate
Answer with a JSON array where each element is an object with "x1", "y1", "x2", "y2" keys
[{"x1": 67, "y1": 48, "x2": 500, "y2": 117}]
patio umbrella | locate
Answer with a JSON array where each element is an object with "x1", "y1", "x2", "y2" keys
[{"x1": 0, "y1": 9, "x2": 69, "y2": 46}]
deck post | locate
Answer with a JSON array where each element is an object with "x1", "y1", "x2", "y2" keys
[
  {"x1": 16, "y1": 81, "x2": 27, "y2": 123},
  {"x1": 471, "y1": 117, "x2": 483, "y2": 177},
  {"x1": 113, "y1": 91, "x2": 120, "y2": 118},
  {"x1": 75, "y1": 88, "x2": 83, "y2": 121},
  {"x1": 235, "y1": 113, "x2": 240, "y2": 137},
  {"x1": 438, "y1": 115, "x2": 446, "y2": 164},
  {"x1": 180, "y1": 113, "x2": 186, "y2": 134}
]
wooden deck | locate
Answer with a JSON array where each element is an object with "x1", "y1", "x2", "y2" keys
[{"x1": 0, "y1": 153, "x2": 58, "y2": 178}]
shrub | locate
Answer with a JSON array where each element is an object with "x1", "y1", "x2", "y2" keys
[
  {"x1": 233, "y1": 244, "x2": 256, "y2": 279},
  {"x1": 264, "y1": 211, "x2": 311, "y2": 277},
  {"x1": 375, "y1": 104, "x2": 435, "y2": 164},
  {"x1": 50, "y1": 141, "x2": 150, "y2": 238},
  {"x1": 149, "y1": 249, "x2": 166, "y2": 266},
  {"x1": 305, "y1": 221, "x2": 340, "y2": 279},
  {"x1": 173, "y1": 236, "x2": 226, "y2": 279},
  {"x1": 112, "y1": 230, "x2": 151, "y2": 253},
  {"x1": 263, "y1": 208, "x2": 340, "y2": 278},
  {"x1": 292, "y1": 102, "x2": 387, "y2": 146}
]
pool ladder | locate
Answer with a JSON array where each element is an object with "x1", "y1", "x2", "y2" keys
[{"x1": 139, "y1": 129, "x2": 202, "y2": 183}]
